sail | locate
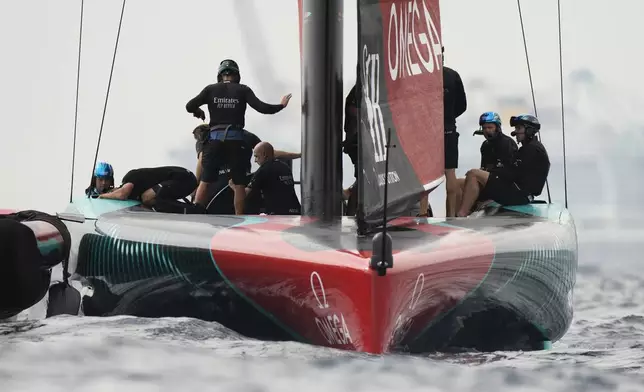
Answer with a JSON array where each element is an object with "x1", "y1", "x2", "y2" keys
[{"x1": 357, "y1": 0, "x2": 445, "y2": 226}]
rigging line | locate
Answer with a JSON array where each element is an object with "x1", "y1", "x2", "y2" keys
[
  {"x1": 68, "y1": 0, "x2": 85, "y2": 202},
  {"x1": 88, "y1": 0, "x2": 127, "y2": 194},
  {"x1": 516, "y1": 0, "x2": 552, "y2": 204},
  {"x1": 557, "y1": 0, "x2": 569, "y2": 209}
]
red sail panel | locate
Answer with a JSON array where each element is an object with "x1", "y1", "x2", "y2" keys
[
  {"x1": 379, "y1": 0, "x2": 444, "y2": 187},
  {"x1": 358, "y1": 0, "x2": 444, "y2": 225}
]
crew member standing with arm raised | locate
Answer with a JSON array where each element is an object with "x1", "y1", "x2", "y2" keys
[{"x1": 186, "y1": 59, "x2": 292, "y2": 214}]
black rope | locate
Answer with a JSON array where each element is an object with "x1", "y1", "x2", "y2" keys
[
  {"x1": 516, "y1": 0, "x2": 552, "y2": 204},
  {"x1": 88, "y1": 0, "x2": 127, "y2": 193},
  {"x1": 68, "y1": 0, "x2": 85, "y2": 202},
  {"x1": 557, "y1": 0, "x2": 569, "y2": 208}
]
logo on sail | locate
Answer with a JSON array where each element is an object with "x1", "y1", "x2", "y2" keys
[
  {"x1": 356, "y1": 0, "x2": 444, "y2": 220},
  {"x1": 386, "y1": 0, "x2": 443, "y2": 81},
  {"x1": 362, "y1": 44, "x2": 402, "y2": 187},
  {"x1": 361, "y1": 45, "x2": 388, "y2": 164}
]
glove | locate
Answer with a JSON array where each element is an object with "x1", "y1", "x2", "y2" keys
[{"x1": 193, "y1": 108, "x2": 206, "y2": 121}]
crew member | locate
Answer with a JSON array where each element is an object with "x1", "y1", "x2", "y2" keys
[
  {"x1": 449, "y1": 112, "x2": 518, "y2": 211},
  {"x1": 192, "y1": 124, "x2": 210, "y2": 191},
  {"x1": 85, "y1": 161, "x2": 115, "y2": 198},
  {"x1": 477, "y1": 111, "x2": 518, "y2": 171},
  {"x1": 185, "y1": 59, "x2": 292, "y2": 215},
  {"x1": 99, "y1": 166, "x2": 198, "y2": 213},
  {"x1": 245, "y1": 142, "x2": 301, "y2": 215},
  {"x1": 420, "y1": 47, "x2": 467, "y2": 217},
  {"x1": 342, "y1": 66, "x2": 361, "y2": 206},
  {"x1": 456, "y1": 114, "x2": 550, "y2": 217},
  {"x1": 192, "y1": 124, "x2": 301, "y2": 214}
]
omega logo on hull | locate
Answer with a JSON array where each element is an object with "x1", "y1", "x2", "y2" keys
[{"x1": 310, "y1": 271, "x2": 353, "y2": 346}]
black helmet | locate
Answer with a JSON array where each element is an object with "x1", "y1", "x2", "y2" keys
[
  {"x1": 510, "y1": 114, "x2": 540, "y2": 130},
  {"x1": 217, "y1": 59, "x2": 240, "y2": 83},
  {"x1": 510, "y1": 114, "x2": 541, "y2": 138}
]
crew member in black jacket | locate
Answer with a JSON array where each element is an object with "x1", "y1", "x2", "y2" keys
[
  {"x1": 477, "y1": 111, "x2": 518, "y2": 171},
  {"x1": 452, "y1": 111, "x2": 517, "y2": 208},
  {"x1": 246, "y1": 142, "x2": 301, "y2": 215},
  {"x1": 185, "y1": 59, "x2": 292, "y2": 214},
  {"x1": 457, "y1": 114, "x2": 550, "y2": 217},
  {"x1": 420, "y1": 47, "x2": 467, "y2": 217}
]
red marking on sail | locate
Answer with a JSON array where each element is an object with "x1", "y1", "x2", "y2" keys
[{"x1": 380, "y1": 0, "x2": 444, "y2": 186}]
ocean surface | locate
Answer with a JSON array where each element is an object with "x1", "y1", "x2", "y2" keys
[{"x1": 1, "y1": 231, "x2": 643, "y2": 391}]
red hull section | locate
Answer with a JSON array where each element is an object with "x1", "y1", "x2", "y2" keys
[
  {"x1": 0, "y1": 210, "x2": 62, "y2": 242},
  {"x1": 22, "y1": 221, "x2": 65, "y2": 243},
  {"x1": 210, "y1": 217, "x2": 494, "y2": 353}
]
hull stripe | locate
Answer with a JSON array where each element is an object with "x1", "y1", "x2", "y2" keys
[
  {"x1": 410, "y1": 222, "x2": 497, "y2": 344},
  {"x1": 208, "y1": 216, "x2": 308, "y2": 342}
]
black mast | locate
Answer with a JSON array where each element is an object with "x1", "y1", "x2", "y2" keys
[{"x1": 300, "y1": 0, "x2": 344, "y2": 220}]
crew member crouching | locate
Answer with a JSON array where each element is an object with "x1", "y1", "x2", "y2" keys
[
  {"x1": 85, "y1": 161, "x2": 115, "y2": 198},
  {"x1": 245, "y1": 142, "x2": 301, "y2": 215},
  {"x1": 99, "y1": 166, "x2": 198, "y2": 213}
]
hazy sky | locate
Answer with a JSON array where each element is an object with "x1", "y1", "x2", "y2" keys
[{"x1": 1, "y1": 0, "x2": 643, "y2": 238}]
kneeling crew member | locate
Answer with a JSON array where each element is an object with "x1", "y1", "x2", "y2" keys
[
  {"x1": 85, "y1": 162, "x2": 115, "y2": 198},
  {"x1": 192, "y1": 124, "x2": 301, "y2": 197},
  {"x1": 245, "y1": 142, "x2": 301, "y2": 215},
  {"x1": 185, "y1": 59, "x2": 292, "y2": 215},
  {"x1": 99, "y1": 166, "x2": 198, "y2": 213},
  {"x1": 456, "y1": 114, "x2": 550, "y2": 217}
]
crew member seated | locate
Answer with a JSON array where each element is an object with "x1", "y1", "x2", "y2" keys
[
  {"x1": 456, "y1": 114, "x2": 550, "y2": 217},
  {"x1": 476, "y1": 111, "x2": 518, "y2": 171},
  {"x1": 245, "y1": 141, "x2": 301, "y2": 215},
  {"x1": 99, "y1": 166, "x2": 198, "y2": 213},
  {"x1": 85, "y1": 161, "x2": 115, "y2": 198},
  {"x1": 453, "y1": 111, "x2": 519, "y2": 207}
]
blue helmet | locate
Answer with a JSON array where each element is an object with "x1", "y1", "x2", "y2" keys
[
  {"x1": 479, "y1": 111, "x2": 502, "y2": 128},
  {"x1": 94, "y1": 161, "x2": 114, "y2": 178}
]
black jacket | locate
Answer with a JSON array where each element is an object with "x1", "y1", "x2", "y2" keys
[
  {"x1": 480, "y1": 133, "x2": 518, "y2": 171},
  {"x1": 493, "y1": 138, "x2": 550, "y2": 197},
  {"x1": 443, "y1": 66, "x2": 467, "y2": 129}
]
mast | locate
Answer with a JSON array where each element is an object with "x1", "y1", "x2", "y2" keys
[{"x1": 300, "y1": 0, "x2": 344, "y2": 220}]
